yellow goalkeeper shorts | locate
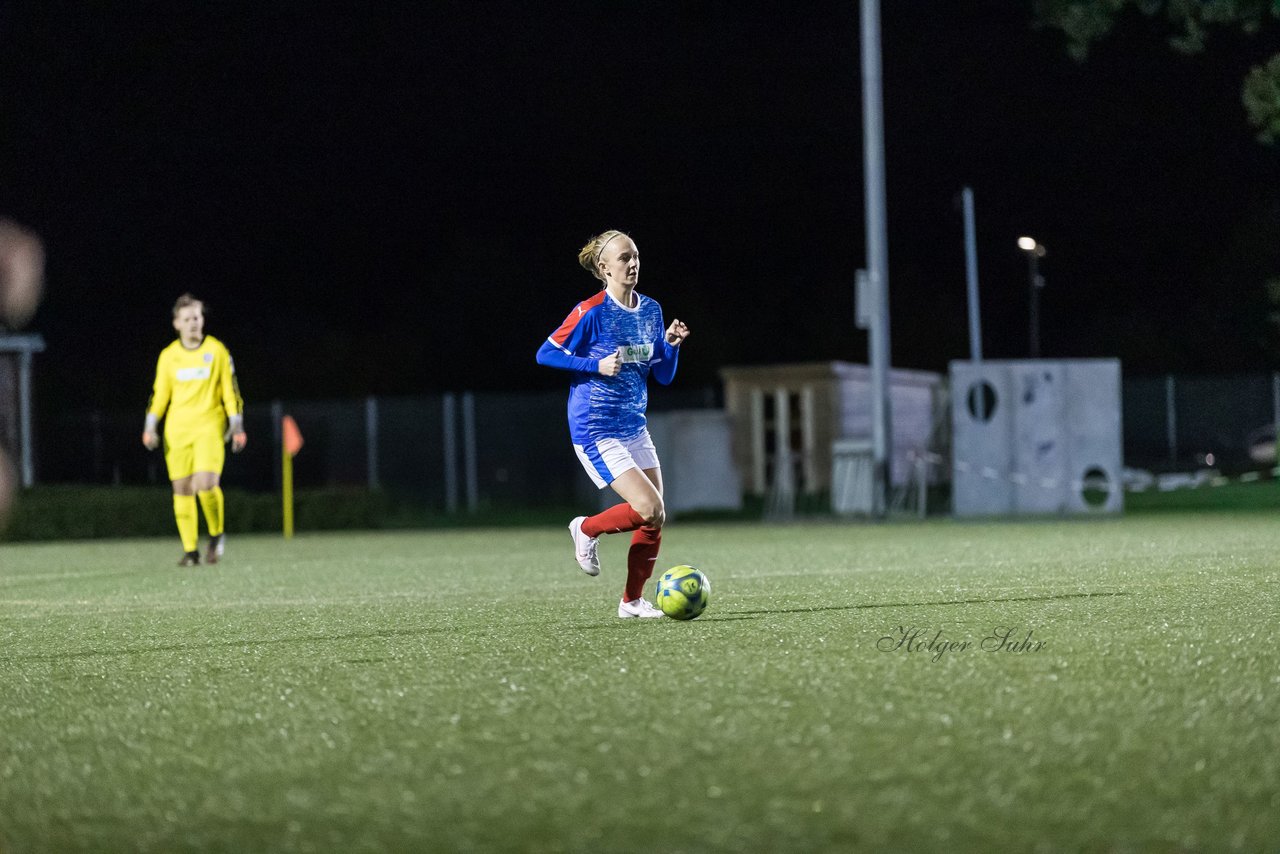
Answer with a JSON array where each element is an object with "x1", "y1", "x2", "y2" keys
[{"x1": 164, "y1": 428, "x2": 225, "y2": 481}]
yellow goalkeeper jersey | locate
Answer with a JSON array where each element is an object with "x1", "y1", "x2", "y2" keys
[{"x1": 147, "y1": 335, "x2": 243, "y2": 440}]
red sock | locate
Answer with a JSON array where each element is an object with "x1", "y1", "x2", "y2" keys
[
  {"x1": 624, "y1": 526, "x2": 661, "y2": 601},
  {"x1": 581, "y1": 503, "x2": 646, "y2": 538}
]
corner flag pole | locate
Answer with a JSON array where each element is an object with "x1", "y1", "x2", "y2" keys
[{"x1": 281, "y1": 415, "x2": 304, "y2": 539}]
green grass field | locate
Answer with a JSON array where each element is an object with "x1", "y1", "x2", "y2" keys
[{"x1": 2, "y1": 515, "x2": 1278, "y2": 852}]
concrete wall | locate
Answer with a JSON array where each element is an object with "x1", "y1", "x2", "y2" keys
[
  {"x1": 581, "y1": 410, "x2": 742, "y2": 515},
  {"x1": 951, "y1": 359, "x2": 1122, "y2": 517}
]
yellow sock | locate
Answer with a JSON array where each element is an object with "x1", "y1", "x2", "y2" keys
[
  {"x1": 197, "y1": 487, "x2": 225, "y2": 538},
  {"x1": 173, "y1": 494, "x2": 198, "y2": 552}
]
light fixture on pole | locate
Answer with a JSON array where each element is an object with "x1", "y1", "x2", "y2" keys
[{"x1": 1017, "y1": 236, "x2": 1046, "y2": 358}]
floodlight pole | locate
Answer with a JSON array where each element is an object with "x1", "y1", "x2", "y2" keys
[
  {"x1": 1029, "y1": 251, "x2": 1042, "y2": 358},
  {"x1": 1018, "y1": 238, "x2": 1046, "y2": 358},
  {"x1": 860, "y1": 0, "x2": 892, "y2": 517},
  {"x1": 961, "y1": 187, "x2": 984, "y2": 421},
  {"x1": 961, "y1": 187, "x2": 982, "y2": 363}
]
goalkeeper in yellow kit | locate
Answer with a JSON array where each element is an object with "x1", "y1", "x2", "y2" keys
[{"x1": 142, "y1": 293, "x2": 246, "y2": 566}]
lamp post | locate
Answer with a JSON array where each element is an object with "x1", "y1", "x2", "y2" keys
[
  {"x1": 860, "y1": 0, "x2": 891, "y2": 518},
  {"x1": 1017, "y1": 236, "x2": 1046, "y2": 358}
]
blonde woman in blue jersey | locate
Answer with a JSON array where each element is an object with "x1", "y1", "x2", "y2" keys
[
  {"x1": 142, "y1": 294, "x2": 246, "y2": 566},
  {"x1": 537, "y1": 230, "x2": 690, "y2": 618}
]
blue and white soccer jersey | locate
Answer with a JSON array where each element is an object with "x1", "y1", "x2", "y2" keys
[{"x1": 535, "y1": 289, "x2": 680, "y2": 488}]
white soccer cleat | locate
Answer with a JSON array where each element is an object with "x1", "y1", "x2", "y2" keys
[
  {"x1": 568, "y1": 516, "x2": 601, "y2": 576},
  {"x1": 617, "y1": 598, "x2": 664, "y2": 619}
]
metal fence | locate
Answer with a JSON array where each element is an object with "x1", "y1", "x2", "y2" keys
[
  {"x1": 37, "y1": 386, "x2": 720, "y2": 509},
  {"x1": 31, "y1": 372, "x2": 1279, "y2": 507},
  {"x1": 1123, "y1": 373, "x2": 1280, "y2": 472}
]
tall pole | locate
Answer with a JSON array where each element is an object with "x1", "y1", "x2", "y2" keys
[
  {"x1": 462, "y1": 391, "x2": 478, "y2": 513},
  {"x1": 18, "y1": 349, "x2": 35, "y2": 486},
  {"x1": 1028, "y1": 251, "x2": 1041, "y2": 358},
  {"x1": 365, "y1": 395, "x2": 380, "y2": 491},
  {"x1": 1272, "y1": 371, "x2": 1280, "y2": 466},
  {"x1": 860, "y1": 0, "x2": 892, "y2": 517},
  {"x1": 961, "y1": 187, "x2": 982, "y2": 363},
  {"x1": 1019, "y1": 237, "x2": 1046, "y2": 358},
  {"x1": 443, "y1": 393, "x2": 458, "y2": 513}
]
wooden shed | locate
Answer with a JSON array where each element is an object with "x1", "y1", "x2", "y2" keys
[{"x1": 720, "y1": 361, "x2": 947, "y2": 496}]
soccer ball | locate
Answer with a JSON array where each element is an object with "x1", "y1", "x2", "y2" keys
[{"x1": 655, "y1": 565, "x2": 710, "y2": 620}]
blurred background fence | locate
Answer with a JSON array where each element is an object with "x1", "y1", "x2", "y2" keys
[
  {"x1": 31, "y1": 371, "x2": 1280, "y2": 510},
  {"x1": 37, "y1": 386, "x2": 720, "y2": 510},
  {"x1": 1123, "y1": 373, "x2": 1280, "y2": 472}
]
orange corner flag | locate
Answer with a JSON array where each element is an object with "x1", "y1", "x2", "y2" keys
[{"x1": 282, "y1": 415, "x2": 304, "y2": 457}]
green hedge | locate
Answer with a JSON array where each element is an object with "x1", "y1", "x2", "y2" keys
[
  {"x1": 0, "y1": 486, "x2": 408, "y2": 542},
  {"x1": 0, "y1": 486, "x2": 591, "y2": 542},
  {"x1": 1123, "y1": 479, "x2": 1280, "y2": 512}
]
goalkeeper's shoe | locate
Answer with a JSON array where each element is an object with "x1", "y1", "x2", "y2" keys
[
  {"x1": 205, "y1": 534, "x2": 224, "y2": 565},
  {"x1": 177, "y1": 551, "x2": 200, "y2": 567}
]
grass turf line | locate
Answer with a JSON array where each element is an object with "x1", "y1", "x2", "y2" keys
[{"x1": 1, "y1": 515, "x2": 1277, "y2": 852}]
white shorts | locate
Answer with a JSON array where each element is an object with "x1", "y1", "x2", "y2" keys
[{"x1": 573, "y1": 430, "x2": 660, "y2": 490}]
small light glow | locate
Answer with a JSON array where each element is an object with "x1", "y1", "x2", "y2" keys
[
  {"x1": 1017, "y1": 236, "x2": 1038, "y2": 251},
  {"x1": 1205, "y1": 453, "x2": 1215, "y2": 467}
]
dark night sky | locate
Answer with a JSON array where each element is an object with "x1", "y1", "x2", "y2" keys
[{"x1": 3, "y1": 2, "x2": 1279, "y2": 412}]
